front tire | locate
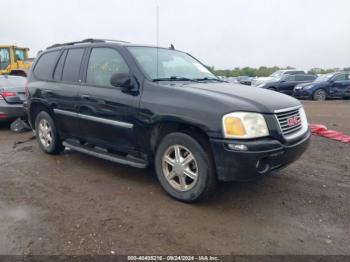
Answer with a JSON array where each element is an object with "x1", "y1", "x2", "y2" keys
[
  {"x1": 35, "y1": 111, "x2": 64, "y2": 154},
  {"x1": 155, "y1": 132, "x2": 216, "y2": 202},
  {"x1": 313, "y1": 89, "x2": 326, "y2": 101}
]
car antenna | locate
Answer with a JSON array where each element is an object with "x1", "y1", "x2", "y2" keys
[
  {"x1": 170, "y1": 44, "x2": 175, "y2": 50},
  {"x1": 156, "y1": 2, "x2": 159, "y2": 83}
]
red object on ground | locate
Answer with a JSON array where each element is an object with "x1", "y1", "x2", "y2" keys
[{"x1": 309, "y1": 124, "x2": 350, "y2": 144}]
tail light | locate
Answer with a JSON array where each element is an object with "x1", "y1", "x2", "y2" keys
[{"x1": 0, "y1": 91, "x2": 17, "y2": 98}]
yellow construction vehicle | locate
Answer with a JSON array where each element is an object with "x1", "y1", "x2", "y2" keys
[{"x1": 0, "y1": 45, "x2": 33, "y2": 77}]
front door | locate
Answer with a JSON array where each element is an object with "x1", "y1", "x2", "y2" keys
[
  {"x1": 78, "y1": 47, "x2": 140, "y2": 154},
  {"x1": 279, "y1": 75, "x2": 296, "y2": 94},
  {"x1": 332, "y1": 73, "x2": 350, "y2": 97}
]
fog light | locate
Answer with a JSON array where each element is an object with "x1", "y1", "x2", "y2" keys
[
  {"x1": 227, "y1": 144, "x2": 248, "y2": 151},
  {"x1": 256, "y1": 158, "x2": 270, "y2": 174}
]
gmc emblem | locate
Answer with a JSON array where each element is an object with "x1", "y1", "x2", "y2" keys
[{"x1": 287, "y1": 116, "x2": 301, "y2": 127}]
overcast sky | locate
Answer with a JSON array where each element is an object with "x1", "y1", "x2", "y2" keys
[{"x1": 2, "y1": 0, "x2": 349, "y2": 70}]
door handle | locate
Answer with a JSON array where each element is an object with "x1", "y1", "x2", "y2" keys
[
  {"x1": 80, "y1": 94, "x2": 91, "y2": 100},
  {"x1": 43, "y1": 90, "x2": 53, "y2": 95}
]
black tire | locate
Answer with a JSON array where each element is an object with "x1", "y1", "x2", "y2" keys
[
  {"x1": 35, "y1": 111, "x2": 64, "y2": 154},
  {"x1": 154, "y1": 132, "x2": 217, "y2": 202},
  {"x1": 313, "y1": 89, "x2": 327, "y2": 101}
]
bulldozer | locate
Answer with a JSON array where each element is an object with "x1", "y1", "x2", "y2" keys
[{"x1": 0, "y1": 44, "x2": 33, "y2": 77}]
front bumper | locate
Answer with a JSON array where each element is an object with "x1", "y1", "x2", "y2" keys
[
  {"x1": 210, "y1": 131, "x2": 311, "y2": 181},
  {"x1": 0, "y1": 100, "x2": 26, "y2": 121},
  {"x1": 293, "y1": 89, "x2": 312, "y2": 98}
]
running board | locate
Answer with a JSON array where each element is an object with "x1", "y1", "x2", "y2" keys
[{"x1": 62, "y1": 140, "x2": 147, "y2": 168}]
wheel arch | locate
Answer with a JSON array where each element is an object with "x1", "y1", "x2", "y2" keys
[
  {"x1": 312, "y1": 88, "x2": 328, "y2": 99},
  {"x1": 149, "y1": 119, "x2": 212, "y2": 155},
  {"x1": 28, "y1": 100, "x2": 53, "y2": 128}
]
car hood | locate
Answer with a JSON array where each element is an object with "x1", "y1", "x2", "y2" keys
[
  {"x1": 252, "y1": 77, "x2": 273, "y2": 85},
  {"x1": 297, "y1": 81, "x2": 327, "y2": 88},
  {"x1": 178, "y1": 82, "x2": 301, "y2": 114}
]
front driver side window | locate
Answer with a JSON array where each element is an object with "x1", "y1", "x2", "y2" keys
[
  {"x1": 333, "y1": 74, "x2": 346, "y2": 81},
  {"x1": 86, "y1": 48, "x2": 129, "y2": 87}
]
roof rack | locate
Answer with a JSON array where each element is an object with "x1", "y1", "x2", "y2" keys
[{"x1": 46, "y1": 38, "x2": 129, "y2": 49}]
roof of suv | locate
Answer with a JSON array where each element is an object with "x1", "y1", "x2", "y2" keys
[{"x1": 46, "y1": 38, "x2": 167, "y2": 50}]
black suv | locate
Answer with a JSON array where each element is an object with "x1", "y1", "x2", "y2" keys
[{"x1": 26, "y1": 39, "x2": 310, "y2": 202}]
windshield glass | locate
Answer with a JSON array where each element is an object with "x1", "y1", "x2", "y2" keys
[
  {"x1": 127, "y1": 47, "x2": 215, "y2": 80},
  {"x1": 314, "y1": 73, "x2": 334, "y2": 82},
  {"x1": 270, "y1": 70, "x2": 284, "y2": 78},
  {"x1": 0, "y1": 48, "x2": 11, "y2": 70},
  {"x1": 14, "y1": 49, "x2": 25, "y2": 61}
]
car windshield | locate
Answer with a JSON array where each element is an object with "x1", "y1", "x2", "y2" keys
[
  {"x1": 314, "y1": 73, "x2": 334, "y2": 82},
  {"x1": 127, "y1": 47, "x2": 216, "y2": 80},
  {"x1": 270, "y1": 70, "x2": 284, "y2": 78}
]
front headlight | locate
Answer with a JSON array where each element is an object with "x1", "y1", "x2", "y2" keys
[{"x1": 222, "y1": 112, "x2": 269, "y2": 139}]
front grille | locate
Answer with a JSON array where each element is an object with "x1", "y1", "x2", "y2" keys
[{"x1": 275, "y1": 108, "x2": 302, "y2": 136}]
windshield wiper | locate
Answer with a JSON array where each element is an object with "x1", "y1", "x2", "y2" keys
[
  {"x1": 194, "y1": 77, "x2": 227, "y2": 83},
  {"x1": 152, "y1": 76, "x2": 200, "y2": 82}
]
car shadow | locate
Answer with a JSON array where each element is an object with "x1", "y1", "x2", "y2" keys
[{"x1": 0, "y1": 121, "x2": 11, "y2": 130}]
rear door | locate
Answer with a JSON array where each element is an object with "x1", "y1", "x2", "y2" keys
[
  {"x1": 78, "y1": 46, "x2": 140, "y2": 153},
  {"x1": 50, "y1": 48, "x2": 86, "y2": 138}
]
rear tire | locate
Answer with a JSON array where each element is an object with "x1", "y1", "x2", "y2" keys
[
  {"x1": 154, "y1": 132, "x2": 217, "y2": 202},
  {"x1": 35, "y1": 111, "x2": 64, "y2": 154},
  {"x1": 313, "y1": 89, "x2": 326, "y2": 101}
]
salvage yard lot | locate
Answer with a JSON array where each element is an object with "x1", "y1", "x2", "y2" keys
[{"x1": 0, "y1": 100, "x2": 349, "y2": 255}]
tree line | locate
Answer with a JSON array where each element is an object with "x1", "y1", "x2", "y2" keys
[{"x1": 207, "y1": 66, "x2": 350, "y2": 77}]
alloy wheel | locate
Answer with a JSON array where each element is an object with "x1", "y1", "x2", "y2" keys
[
  {"x1": 162, "y1": 145, "x2": 199, "y2": 191},
  {"x1": 38, "y1": 118, "x2": 53, "y2": 148}
]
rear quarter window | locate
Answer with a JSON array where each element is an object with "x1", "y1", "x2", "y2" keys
[{"x1": 33, "y1": 51, "x2": 60, "y2": 80}]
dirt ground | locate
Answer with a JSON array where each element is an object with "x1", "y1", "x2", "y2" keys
[{"x1": 0, "y1": 100, "x2": 349, "y2": 255}]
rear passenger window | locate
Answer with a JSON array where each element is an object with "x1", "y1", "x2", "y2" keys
[
  {"x1": 295, "y1": 75, "x2": 305, "y2": 81},
  {"x1": 53, "y1": 50, "x2": 67, "y2": 81},
  {"x1": 86, "y1": 48, "x2": 129, "y2": 87},
  {"x1": 62, "y1": 48, "x2": 84, "y2": 82},
  {"x1": 34, "y1": 51, "x2": 60, "y2": 80}
]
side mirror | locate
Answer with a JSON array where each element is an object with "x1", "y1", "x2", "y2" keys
[{"x1": 110, "y1": 73, "x2": 135, "y2": 90}]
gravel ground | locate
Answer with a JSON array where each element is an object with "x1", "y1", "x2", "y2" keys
[{"x1": 0, "y1": 100, "x2": 349, "y2": 255}]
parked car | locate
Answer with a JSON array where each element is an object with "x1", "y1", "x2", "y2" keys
[
  {"x1": 26, "y1": 39, "x2": 310, "y2": 202},
  {"x1": 255, "y1": 74, "x2": 317, "y2": 95},
  {"x1": 294, "y1": 72, "x2": 350, "y2": 100},
  {"x1": 0, "y1": 75, "x2": 27, "y2": 121},
  {"x1": 237, "y1": 76, "x2": 253, "y2": 85},
  {"x1": 252, "y1": 69, "x2": 306, "y2": 87}
]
